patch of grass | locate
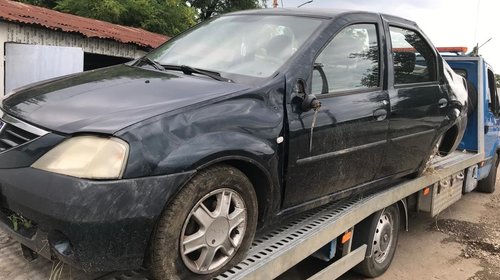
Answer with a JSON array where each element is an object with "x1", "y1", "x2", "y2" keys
[{"x1": 7, "y1": 214, "x2": 32, "y2": 232}]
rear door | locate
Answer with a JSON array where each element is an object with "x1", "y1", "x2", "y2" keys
[
  {"x1": 377, "y1": 23, "x2": 444, "y2": 177},
  {"x1": 284, "y1": 21, "x2": 389, "y2": 208}
]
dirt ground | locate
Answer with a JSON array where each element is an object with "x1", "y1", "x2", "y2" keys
[{"x1": 1, "y1": 175, "x2": 500, "y2": 279}]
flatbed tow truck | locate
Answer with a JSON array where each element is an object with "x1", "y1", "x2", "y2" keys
[{"x1": 0, "y1": 53, "x2": 497, "y2": 280}]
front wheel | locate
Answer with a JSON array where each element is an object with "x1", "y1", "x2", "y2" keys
[
  {"x1": 352, "y1": 204, "x2": 400, "y2": 278},
  {"x1": 148, "y1": 165, "x2": 258, "y2": 280}
]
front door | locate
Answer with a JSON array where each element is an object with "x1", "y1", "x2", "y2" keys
[{"x1": 283, "y1": 23, "x2": 389, "y2": 208}]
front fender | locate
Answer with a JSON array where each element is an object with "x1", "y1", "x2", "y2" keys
[
  {"x1": 160, "y1": 132, "x2": 277, "y2": 172},
  {"x1": 118, "y1": 92, "x2": 284, "y2": 178}
]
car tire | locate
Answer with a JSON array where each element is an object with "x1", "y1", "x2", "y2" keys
[
  {"x1": 148, "y1": 164, "x2": 258, "y2": 280},
  {"x1": 352, "y1": 204, "x2": 400, "y2": 278},
  {"x1": 477, "y1": 153, "x2": 498, "y2": 194}
]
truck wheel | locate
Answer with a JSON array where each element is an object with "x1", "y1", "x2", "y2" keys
[
  {"x1": 353, "y1": 204, "x2": 400, "y2": 278},
  {"x1": 148, "y1": 165, "x2": 258, "y2": 280},
  {"x1": 477, "y1": 153, "x2": 498, "y2": 193}
]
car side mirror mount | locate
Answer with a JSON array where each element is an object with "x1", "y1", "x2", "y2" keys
[
  {"x1": 291, "y1": 79, "x2": 321, "y2": 113},
  {"x1": 302, "y1": 94, "x2": 321, "y2": 112}
]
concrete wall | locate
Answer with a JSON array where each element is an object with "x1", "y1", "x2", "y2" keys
[{"x1": 0, "y1": 22, "x2": 148, "y2": 95}]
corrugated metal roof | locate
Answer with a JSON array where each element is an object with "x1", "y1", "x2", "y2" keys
[{"x1": 0, "y1": 0, "x2": 169, "y2": 48}]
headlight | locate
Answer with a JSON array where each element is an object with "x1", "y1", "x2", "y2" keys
[{"x1": 32, "y1": 136, "x2": 129, "y2": 179}]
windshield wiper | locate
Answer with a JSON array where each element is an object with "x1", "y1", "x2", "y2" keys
[
  {"x1": 136, "y1": 60, "x2": 232, "y2": 82},
  {"x1": 163, "y1": 64, "x2": 232, "y2": 82},
  {"x1": 134, "y1": 57, "x2": 165, "y2": 71}
]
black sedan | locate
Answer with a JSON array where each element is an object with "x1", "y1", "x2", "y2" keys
[{"x1": 0, "y1": 8, "x2": 467, "y2": 279}]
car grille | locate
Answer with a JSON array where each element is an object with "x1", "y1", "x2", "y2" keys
[
  {"x1": 0, "y1": 122, "x2": 38, "y2": 152},
  {"x1": 0, "y1": 112, "x2": 48, "y2": 153}
]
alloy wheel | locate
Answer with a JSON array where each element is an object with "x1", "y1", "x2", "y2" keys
[{"x1": 180, "y1": 188, "x2": 247, "y2": 274}]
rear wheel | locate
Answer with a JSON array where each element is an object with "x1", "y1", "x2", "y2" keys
[
  {"x1": 477, "y1": 153, "x2": 498, "y2": 193},
  {"x1": 149, "y1": 165, "x2": 258, "y2": 280},
  {"x1": 353, "y1": 204, "x2": 400, "y2": 278}
]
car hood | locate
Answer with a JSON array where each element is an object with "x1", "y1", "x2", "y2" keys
[{"x1": 1, "y1": 65, "x2": 250, "y2": 134}]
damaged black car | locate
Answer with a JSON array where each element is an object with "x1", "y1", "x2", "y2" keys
[{"x1": 0, "y1": 9, "x2": 467, "y2": 279}]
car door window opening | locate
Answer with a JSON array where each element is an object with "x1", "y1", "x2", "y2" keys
[
  {"x1": 312, "y1": 23, "x2": 380, "y2": 95},
  {"x1": 389, "y1": 26, "x2": 437, "y2": 85}
]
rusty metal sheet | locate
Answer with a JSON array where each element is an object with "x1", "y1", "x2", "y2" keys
[{"x1": 0, "y1": 0, "x2": 169, "y2": 48}]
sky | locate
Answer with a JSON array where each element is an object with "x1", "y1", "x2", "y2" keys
[{"x1": 265, "y1": 0, "x2": 500, "y2": 71}]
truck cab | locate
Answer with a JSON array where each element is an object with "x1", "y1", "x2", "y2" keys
[{"x1": 443, "y1": 50, "x2": 500, "y2": 192}]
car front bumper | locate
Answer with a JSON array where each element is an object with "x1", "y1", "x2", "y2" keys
[{"x1": 0, "y1": 167, "x2": 194, "y2": 271}]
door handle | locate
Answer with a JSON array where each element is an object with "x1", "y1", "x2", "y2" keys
[
  {"x1": 439, "y1": 98, "x2": 448, "y2": 108},
  {"x1": 373, "y1": 109, "x2": 387, "y2": 121}
]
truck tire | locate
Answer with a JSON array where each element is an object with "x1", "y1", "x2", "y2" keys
[
  {"x1": 148, "y1": 165, "x2": 258, "y2": 280},
  {"x1": 477, "y1": 153, "x2": 498, "y2": 193},
  {"x1": 353, "y1": 204, "x2": 400, "y2": 278}
]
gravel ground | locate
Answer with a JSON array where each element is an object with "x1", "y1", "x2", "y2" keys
[{"x1": 0, "y1": 171, "x2": 499, "y2": 279}]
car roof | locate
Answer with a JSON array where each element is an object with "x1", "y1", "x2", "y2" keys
[
  {"x1": 227, "y1": 8, "x2": 418, "y2": 27},
  {"x1": 228, "y1": 8, "x2": 350, "y2": 19}
]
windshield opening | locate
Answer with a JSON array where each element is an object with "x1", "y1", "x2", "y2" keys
[{"x1": 147, "y1": 15, "x2": 324, "y2": 82}]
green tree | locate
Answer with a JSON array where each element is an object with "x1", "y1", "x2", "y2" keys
[
  {"x1": 56, "y1": 0, "x2": 196, "y2": 36},
  {"x1": 187, "y1": 0, "x2": 264, "y2": 21},
  {"x1": 18, "y1": 0, "x2": 57, "y2": 8},
  {"x1": 18, "y1": 0, "x2": 264, "y2": 35},
  {"x1": 18, "y1": 0, "x2": 197, "y2": 36}
]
